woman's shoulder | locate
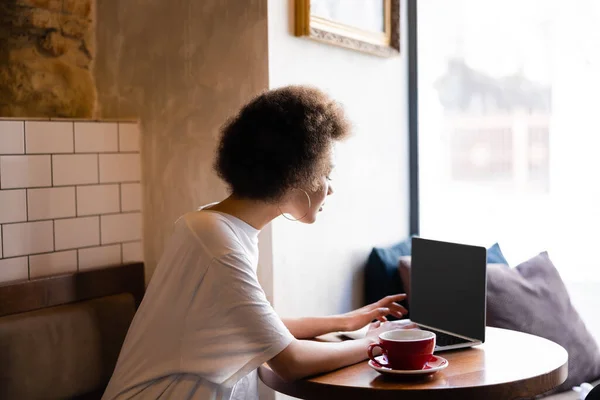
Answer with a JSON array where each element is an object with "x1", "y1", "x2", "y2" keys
[{"x1": 176, "y1": 210, "x2": 248, "y2": 255}]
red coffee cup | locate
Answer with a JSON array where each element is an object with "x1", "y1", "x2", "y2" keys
[{"x1": 367, "y1": 329, "x2": 436, "y2": 370}]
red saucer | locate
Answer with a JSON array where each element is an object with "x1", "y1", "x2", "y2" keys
[{"x1": 368, "y1": 355, "x2": 448, "y2": 376}]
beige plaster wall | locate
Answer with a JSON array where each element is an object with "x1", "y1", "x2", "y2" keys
[{"x1": 94, "y1": 0, "x2": 269, "y2": 279}]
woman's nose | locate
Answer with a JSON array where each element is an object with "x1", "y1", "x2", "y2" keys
[{"x1": 327, "y1": 184, "x2": 334, "y2": 195}]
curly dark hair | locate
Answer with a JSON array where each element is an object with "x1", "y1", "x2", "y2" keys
[{"x1": 215, "y1": 85, "x2": 350, "y2": 201}]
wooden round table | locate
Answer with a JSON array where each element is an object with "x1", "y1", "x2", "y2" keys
[{"x1": 259, "y1": 327, "x2": 568, "y2": 400}]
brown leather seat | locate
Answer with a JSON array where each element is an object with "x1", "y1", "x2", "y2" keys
[{"x1": 0, "y1": 293, "x2": 136, "y2": 400}]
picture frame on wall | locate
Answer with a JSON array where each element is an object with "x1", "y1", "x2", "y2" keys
[{"x1": 294, "y1": 0, "x2": 400, "y2": 57}]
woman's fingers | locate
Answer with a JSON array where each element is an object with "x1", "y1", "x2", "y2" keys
[
  {"x1": 365, "y1": 294, "x2": 408, "y2": 320},
  {"x1": 377, "y1": 294, "x2": 407, "y2": 306},
  {"x1": 370, "y1": 320, "x2": 382, "y2": 329},
  {"x1": 388, "y1": 302, "x2": 408, "y2": 317},
  {"x1": 372, "y1": 307, "x2": 390, "y2": 323},
  {"x1": 370, "y1": 303, "x2": 407, "y2": 320}
]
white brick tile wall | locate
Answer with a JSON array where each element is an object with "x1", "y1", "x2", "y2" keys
[
  {"x1": 54, "y1": 216, "x2": 100, "y2": 250},
  {"x1": 76, "y1": 184, "x2": 120, "y2": 216},
  {"x1": 0, "y1": 257, "x2": 29, "y2": 283},
  {"x1": 2, "y1": 221, "x2": 54, "y2": 257},
  {"x1": 52, "y1": 154, "x2": 98, "y2": 186},
  {"x1": 99, "y1": 153, "x2": 141, "y2": 183},
  {"x1": 0, "y1": 155, "x2": 51, "y2": 189},
  {"x1": 118, "y1": 123, "x2": 140, "y2": 152},
  {"x1": 27, "y1": 187, "x2": 76, "y2": 221},
  {"x1": 0, "y1": 190, "x2": 27, "y2": 223},
  {"x1": 0, "y1": 121, "x2": 25, "y2": 154},
  {"x1": 101, "y1": 213, "x2": 142, "y2": 244},
  {"x1": 0, "y1": 119, "x2": 142, "y2": 280},
  {"x1": 78, "y1": 244, "x2": 121, "y2": 271},
  {"x1": 122, "y1": 241, "x2": 143, "y2": 263},
  {"x1": 74, "y1": 122, "x2": 118, "y2": 153},
  {"x1": 29, "y1": 250, "x2": 77, "y2": 278},
  {"x1": 121, "y1": 183, "x2": 141, "y2": 212},
  {"x1": 25, "y1": 121, "x2": 74, "y2": 154}
]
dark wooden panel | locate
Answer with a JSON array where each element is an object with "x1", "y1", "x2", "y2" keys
[{"x1": 0, "y1": 263, "x2": 145, "y2": 317}]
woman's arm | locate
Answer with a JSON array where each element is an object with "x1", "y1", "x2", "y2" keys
[
  {"x1": 268, "y1": 320, "x2": 417, "y2": 381},
  {"x1": 281, "y1": 316, "x2": 345, "y2": 340},
  {"x1": 268, "y1": 337, "x2": 375, "y2": 381},
  {"x1": 282, "y1": 294, "x2": 408, "y2": 339}
]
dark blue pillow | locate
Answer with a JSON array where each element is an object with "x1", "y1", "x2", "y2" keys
[
  {"x1": 364, "y1": 237, "x2": 412, "y2": 306},
  {"x1": 364, "y1": 239, "x2": 509, "y2": 307}
]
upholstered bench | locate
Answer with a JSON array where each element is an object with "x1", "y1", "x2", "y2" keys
[{"x1": 0, "y1": 263, "x2": 145, "y2": 400}]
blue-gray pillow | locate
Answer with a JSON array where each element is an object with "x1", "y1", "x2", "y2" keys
[{"x1": 487, "y1": 242, "x2": 509, "y2": 264}]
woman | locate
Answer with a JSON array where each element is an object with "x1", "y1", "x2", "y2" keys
[{"x1": 102, "y1": 86, "x2": 414, "y2": 400}]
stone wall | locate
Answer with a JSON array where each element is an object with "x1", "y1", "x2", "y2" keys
[{"x1": 0, "y1": 0, "x2": 96, "y2": 118}]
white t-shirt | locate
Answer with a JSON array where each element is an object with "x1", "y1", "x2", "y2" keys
[{"x1": 102, "y1": 208, "x2": 294, "y2": 400}]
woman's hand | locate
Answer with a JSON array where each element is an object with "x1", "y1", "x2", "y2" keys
[
  {"x1": 338, "y1": 294, "x2": 409, "y2": 332},
  {"x1": 365, "y1": 319, "x2": 418, "y2": 341}
]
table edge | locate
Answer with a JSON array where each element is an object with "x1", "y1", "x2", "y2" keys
[{"x1": 259, "y1": 360, "x2": 568, "y2": 399}]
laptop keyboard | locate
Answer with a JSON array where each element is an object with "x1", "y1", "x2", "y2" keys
[{"x1": 425, "y1": 327, "x2": 472, "y2": 347}]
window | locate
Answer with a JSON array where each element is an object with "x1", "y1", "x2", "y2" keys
[{"x1": 413, "y1": 0, "x2": 600, "y2": 281}]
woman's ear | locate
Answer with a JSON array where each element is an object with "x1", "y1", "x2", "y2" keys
[{"x1": 278, "y1": 188, "x2": 312, "y2": 222}]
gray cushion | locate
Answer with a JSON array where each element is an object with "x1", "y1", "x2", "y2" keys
[
  {"x1": 0, "y1": 293, "x2": 136, "y2": 399},
  {"x1": 487, "y1": 252, "x2": 600, "y2": 394}
]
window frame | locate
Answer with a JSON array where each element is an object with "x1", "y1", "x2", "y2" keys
[{"x1": 407, "y1": 0, "x2": 420, "y2": 236}]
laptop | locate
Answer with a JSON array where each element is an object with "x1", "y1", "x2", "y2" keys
[{"x1": 410, "y1": 237, "x2": 487, "y2": 352}]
